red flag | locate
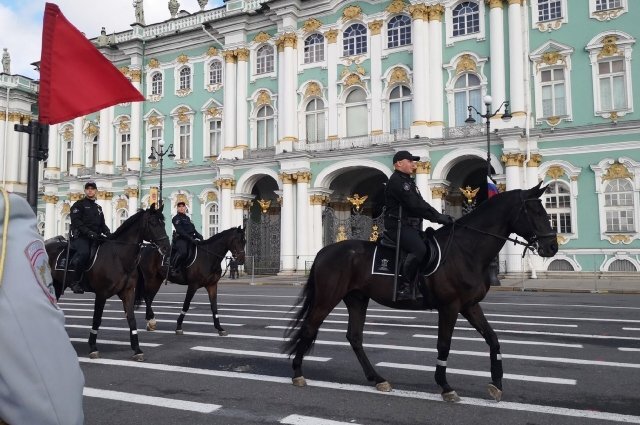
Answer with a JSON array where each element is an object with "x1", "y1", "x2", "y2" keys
[{"x1": 38, "y1": 3, "x2": 144, "y2": 125}]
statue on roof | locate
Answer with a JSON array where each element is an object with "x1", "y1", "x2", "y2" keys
[
  {"x1": 169, "y1": 0, "x2": 180, "y2": 19},
  {"x1": 198, "y1": 0, "x2": 208, "y2": 11},
  {"x1": 2, "y1": 48, "x2": 10, "y2": 74},
  {"x1": 133, "y1": 0, "x2": 145, "y2": 25}
]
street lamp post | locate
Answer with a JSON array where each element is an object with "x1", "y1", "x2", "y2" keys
[
  {"x1": 465, "y1": 95, "x2": 512, "y2": 178},
  {"x1": 147, "y1": 139, "x2": 175, "y2": 207}
]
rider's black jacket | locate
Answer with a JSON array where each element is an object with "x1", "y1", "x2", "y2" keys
[
  {"x1": 172, "y1": 213, "x2": 203, "y2": 241},
  {"x1": 69, "y1": 197, "x2": 109, "y2": 238},
  {"x1": 384, "y1": 170, "x2": 448, "y2": 232}
]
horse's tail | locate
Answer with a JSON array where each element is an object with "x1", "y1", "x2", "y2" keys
[
  {"x1": 134, "y1": 268, "x2": 145, "y2": 309},
  {"x1": 282, "y1": 262, "x2": 317, "y2": 356}
]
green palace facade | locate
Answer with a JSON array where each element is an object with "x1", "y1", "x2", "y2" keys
[{"x1": 3, "y1": 0, "x2": 638, "y2": 277}]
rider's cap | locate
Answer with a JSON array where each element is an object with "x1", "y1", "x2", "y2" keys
[
  {"x1": 393, "y1": 150, "x2": 420, "y2": 163},
  {"x1": 84, "y1": 181, "x2": 97, "y2": 189},
  {"x1": 176, "y1": 201, "x2": 186, "y2": 207}
]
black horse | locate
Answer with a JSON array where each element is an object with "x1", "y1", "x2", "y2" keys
[
  {"x1": 137, "y1": 226, "x2": 246, "y2": 336},
  {"x1": 284, "y1": 183, "x2": 558, "y2": 402},
  {"x1": 46, "y1": 204, "x2": 169, "y2": 361}
]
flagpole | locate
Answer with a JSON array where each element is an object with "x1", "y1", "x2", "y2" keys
[{"x1": 14, "y1": 121, "x2": 49, "y2": 213}]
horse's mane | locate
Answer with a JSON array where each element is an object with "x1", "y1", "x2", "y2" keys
[
  {"x1": 201, "y1": 226, "x2": 241, "y2": 245},
  {"x1": 111, "y1": 209, "x2": 145, "y2": 238}
]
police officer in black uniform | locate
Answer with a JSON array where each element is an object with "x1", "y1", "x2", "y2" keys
[
  {"x1": 384, "y1": 151, "x2": 454, "y2": 300},
  {"x1": 68, "y1": 181, "x2": 111, "y2": 294},
  {"x1": 171, "y1": 201, "x2": 203, "y2": 274}
]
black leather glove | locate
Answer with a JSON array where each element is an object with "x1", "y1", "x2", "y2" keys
[
  {"x1": 87, "y1": 231, "x2": 98, "y2": 240},
  {"x1": 438, "y1": 214, "x2": 455, "y2": 225}
]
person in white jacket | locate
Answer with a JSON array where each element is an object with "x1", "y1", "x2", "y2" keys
[{"x1": 0, "y1": 188, "x2": 84, "y2": 425}]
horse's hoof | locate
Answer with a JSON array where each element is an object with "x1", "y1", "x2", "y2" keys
[
  {"x1": 442, "y1": 391, "x2": 461, "y2": 402},
  {"x1": 146, "y1": 320, "x2": 157, "y2": 331},
  {"x1": 292, "y1": 376, "x2": 306, "y2": 387},
  {"x1": 487, "y1": 384, "x2": 502, "y2": 402},
  {"x1": 375, "y1": 381, "x2": 392, "y2": 392},
  {"x1": 132, "y1": 353, "x2": 144, "y2": 362},
  {"x1": 89, "y1": 351, "x2": 99, "y2": 359},
  {"x1": 218, "y1": 330, "x2": 228, "y2": 336},
  {"x1": 175, "y1": 329, "x2": 184, "y2": 335}
]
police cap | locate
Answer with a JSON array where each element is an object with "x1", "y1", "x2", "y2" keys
[
  {"x1": 176, "y1": 201, "x2": 186, "y2": 207},
  {"x1": 392, "y1": 150, "x2": 420, "y2": 164},
  {"x1": 84, "y1": 181, "x2": 97, "y2": 189}
]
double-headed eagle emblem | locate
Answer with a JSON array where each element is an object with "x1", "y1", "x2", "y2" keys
[{"x1": 347, "y1": 193, "x2": 368, "y2": 212}]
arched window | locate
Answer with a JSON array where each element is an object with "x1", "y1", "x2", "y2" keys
[
  {"x1": 209, "y1": 61, "x2": 222, "y2": 85},
  {"x1": 151, "y1": 72, "x2": 163, "y2": 95},
  {"x1": 304, "y1": 34, "x2": 325, "y2": 63},
  {"x1": 90, "y1": 135, "x2": 99, "y2": 168},
  {"x1": 389, "y1": 85, "x2": 412, "y2": 132},
  {"x1": 179, "y1": 123, "x2": 191, "y2": 159},
  {"x1": 598, "y1": 58, "x2": 627, "y2": 112},
  {"x1": 305, "y1": 98, "x2": 325, "y2": 143},
  {"x1": 343, "y1": 23, "x2": 367, "y2": 56},
  {"x1": 547, "y1": 259, "x2": 575, "y2": 271},
  {"x1": 345, "y1": 88, "x2": 368, "y2": 137},
  {"x1": 544, "y1": 181, "x2": 572, "y2": 234},
  {"x1": 608, "y1": 259, "x2": 637, "y2": 272},
  {"x1": 120, "y1": 130, "x2": 131, "y2": 167},
  {"x1": 387, "y1": 15, "x2": 412, "y2": 48},
  {"x1": 62, "y1": 213, "x2": 71, "y2": 238},
  {"x1": 604, "y1": 178, "x2": 634, "y2": 232},
  {"x1": 256, "y1": 45, "x2": 274, "y2": 74},
  {"x1": 206, "y1": 203, "x2": 219, "y2": 238},
  {"x1": 256, "y1": 105, "x2": 275, "y2": 148},
  {"x1": 453, "y1": 73, "x2": 481, "y2": 126},
  {"x1": 452, "y1": 2, "x2": 480, "y2": 37},
  {"x1": 179, "y1": 67, "x2": 191, "y2": 90},
  {"x1": 208, "y1": 119, "x2": 222, "y2": 156},
  {"x1": 116, "y1": 209, "x2": 129, "y2": 227}
]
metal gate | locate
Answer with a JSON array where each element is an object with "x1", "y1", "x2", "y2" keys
[
  {"x1": 322, "y1": 207, "x2": 385, "y2": 246},
  {"x1": 246, "y1": 212, "x2": 281, "y2": 275}
]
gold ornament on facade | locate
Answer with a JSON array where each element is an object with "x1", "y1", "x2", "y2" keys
[
  {"x1": 546, "y1": 116, "x2": 561, "y2": 126},
  {"x1": 7, "y1": 112, "x2": 22, "y2": 122},
  {"x1": 254, "y1": 32, "x2": 271, "y2": 43},
  {"x1": 344, "y1": 73, "x2": 362, "y2": 87},
  {"x1": 148, "y1": 58, "x2": 160, "y2": 68},
  {"x1": 129, "y1": 69, "x2": 141, "y2": 82},
  {"x1": 608, "y1": 234, "x2": 631, "y2": 244},
  {"x1": 602, "y1": 162, "x2": 633, "y2": 181},
  {"x1": 347, "y1": 194, "x2": 368, "y2": 212},
  {"x1": 119, "y1": 66, "x2": 130, "y2": 76},
  {"x1": 431, "y1": 187, "x2": 447, "y2": 199},
  {"x1": 342, "y1": 5, "x2": 362, "y2": 20},
  {"x1": 556, "y1": 235, "x2": 567, "y2": 245},
  {"x1": 386, "y1": 0, "x2": 406, "y2": 14},
  {"x1": 176, "y1": 54, "x2": 189, "y2": 64},
  {"x1": 215, "y1": 178, "x2": 236, "y2": 189},
  {"x1": 336, "y1": 225, "x2": 347, "y2": 242},
  {"x1": 256, "y1": 90, "x2": 272, "y2": 106},
  {"x1": 223, "y1": 50, "x2": 237, "y2": 63},
  {"x1": 281, "y1": 33, "x2": 297, "y2": 48},
  {"x1": 177, "y1": 106, "x2": 190, "y2": 123},
  {"x1": 598, "y1": 36, "x2": 620, "y2": 59},
  {"x1": 528, "y1": 154, "x2": 543, "y2": 167},
  {"x1": 501, "y1": 153, "x2": 525, "y2": 167},
  {"x1": 116, "y1": 199, "x2": 128, "y2": 210},
  {"x1": 257, "y1": 199, "x2": 271, "y2": 214},
  {"x1": 408, "y1": 3, "x2": 428, "y2": 20},
  {"x1": 428, "y1": 4, "x2": 445, "y2": 21},
  {"x1": 206, "y1": 192, "x2": 218, "y2": 202},
  {"x1": 279, "y1": 173, "x2": 294, "y2": 184},
  {"x1": 324, "y1": 29, "x2": 339, "y2": 43},
  {"x1": 62, "y1": 127, "x2": 73, "y2": 141},
  {"x1": 508, "y1": 0, "x2": 524, "y2": 4},
  {"x1": 310, "y1": 194, "x2": 328, "y2": 206},
  {"x1": 305, "y1": 82, "x2": 322, "y2": 98},
  {"x1": 303, "y1": 18, "x2": 323, "y2": 34},
  {"x1": 486, "y1": 0, "x2": 505, "y2": 8},
  {"x1": 62, "y1": 203, "x2": 71, "y2": 214},
  {"x1": 295, "y1": 171, "x2": 312, "y2": 183},
  {"x1": 118, "y1": 117, "x2": 130, "y2": 133},
  {"x1": 206, "y1": 47, "x2": 218, "y2": 57},
  {"x1": 415, "y1": 161, "x2": 431, "y2": 174},
  {"x1": 368, "y1": 20, "x2": 383, "y2": 36},
  {"x1": 460, "y1": 186, "x2": 480, "y2": 203},
  {"x1": 206, "y1": 107, "x2": 221, "y2": 117},
  {"x1": 369, "y1": 224, "x2": 380, "y2": 242},
  {"x1": 148, "y1": 116, "x2": 162, "y2": 127},
  {"x1": 43, "y1": 195, "x2": 59, "y2": 204},
  {"x1": 235, "y1": 48, "x2": 249, "y2": 61},
  {"x1": 389, "y1": 66, "x2": 409, "y2": 84},
  {"x1": 84, "y1": 122, "x2": 99, "y2": 138},
  {"x1": 497, "y1": 183, "x2": 506, "y2": 193},
  {"x1": 593, "y1": 9, "x2": 623, "y2": 21},
  {"x1": 0, "y1": 111, "x2": 5, "y2": 120},
  {"x1": 456, "y1": 54, "x2": 477, "y2": 74},
  {"x1": 546, "y1": 165, "x2": 565, "y2": 180},
  {"x1": 608, "y1": 111, "x2": 619, "y2": 123},
  {"x1": 541, "y1": 51, "x2": 561, "y2": 66},
  {"x1": 124, "y1": 188, "x2": 139, "y2": 198},
  {"x1": 175, "y1": 194, "x2": 188, "y2": 206}
]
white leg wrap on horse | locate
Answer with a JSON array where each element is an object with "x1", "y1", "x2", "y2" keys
[
  {"x1": 131, "y1": 330, "x2": 137, "y2": 335},
  {"x1": 496, "y1": 354, "x2": 502, "y2": 360},
  {"x1": 436, "y1": 360, "x2": 447, "y2": 367},
  {"x1": 214, "y1": 314, "x2": 218, "y2": 319},
  {"x1": 181, "y1": 310, "x2": 188, "y2": 315},
  {"x1": 90, "y1": 329, "x2": 98, "y2": 335}
]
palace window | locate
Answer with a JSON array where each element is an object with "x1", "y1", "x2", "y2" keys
[
  {"x1": 304, "y1": 34, "x2": 325, "y2": 64},
  {"x1": 541, "y1": 68, "x2": 567, "y2": 118},
  {"x1": 116, "y1": 209, "x2": 128, "y2": 227},
  {"x1": 537, "y1": 0, "x2": 562, "y2": 22},
  {"x1": 178, "y1": 123, "x2": 191, "y2": 159},
  {"x1": 389, "y1": 85, "x2": 412, "y2": 132},
  {"x1": 208, "y1": 119, "x2": 222, "y2": 156},
  {"x1": 604, "y1": 179, "x2": 634, "y2": 232},
  {"x1": 178, "y1": 67, "x2": 191, "y2": 90},
  {"x1": 345, "y1": 88, "x2": 368, "y2": 137},
  {"x1": 120, "y1": 132, "x2": 131, "y2": 166},
  {"x1": 598, "y1": 59, "x2": 627, "y2": 112},
  {"x1": 305, "y1": 98, "x2": 325, "y2": 143},
  {"x1": 256, "y1": 45, "x2": 274, "y2": 74},
  {"x1": 206, "y1": 203, "x2": 219, "y2": 238},
  {"x1": 452, "y1": 2, "x2": 479, "y2": 37},
  {"x1": 453, "y1": 73, "x2": 482, "y2": 126},
  {"x1": 90, "y1": 135, "x2": 99, "y2": 168},
  {"x1": 256, "y1": 105, "x2": 275, "y2": 148},
  {"x1": 387, "y1": 15, "x2": 411, "y2": 49},
  {"x1": 150, "y1": 127, "x2": 162, "y2": 157},
  {"x1": 151, "y1": 72, "x2": 163, "y2": 95},
  {"x1": 209, "y1": 61, "x2": 222, "y2": 85},
  {"x1": 343, "y1": 24, "x2": 367, "y2": 56},
  {"x1": 544, "y1": 181, "x2": 572, "y2": 234},
  {"x1": 596, "y1": 0, "x2": 621, "y2": 10},
  {"x1": 62, "y1": 213, "x2": 71, "y2": 238}
]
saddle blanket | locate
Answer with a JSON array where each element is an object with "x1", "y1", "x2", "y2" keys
[
  {"x1": 54, "y1": 245, "x2": 101, "y2": 272},
  {"x1": 371, "y1": 235, "x2": 442, "y2": 278}
]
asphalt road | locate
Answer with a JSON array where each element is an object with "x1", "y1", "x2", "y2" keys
[{"x1": 60, "y1": 284, "x2": 640, "y2": 425}]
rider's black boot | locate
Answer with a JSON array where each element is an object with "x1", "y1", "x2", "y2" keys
[
  {"x1": 66, "y1": 258, "x2": 84, "y2": 294},
  {"x1": 397, "y1": 254, "x2": 419, "y2": 301}
]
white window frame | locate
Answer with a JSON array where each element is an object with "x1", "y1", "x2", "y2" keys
[
  {"x1": 203, "y1": 202, "x2": 220, "y2": 238},
  {"x1": 171, "y1": 106, "x2": 194, "y2": 163},
  {"x1": 530, "y1": 41, "x2": 574, "y2": 126},
  {"x1": 206, "y1": 118, "x2": 222, "y2": 158},
  {"x1": 590, "y1": 157, "x2": 640, "y2": 244},
  {"x1": 342, "y1": 23, "x2": 368, "y2": 57},
  {"x1": 586, "y1": 31, "x2": 635, "y2": 120},
  {"x1": 150, "y1": 72, "x2": 163, "y2": 96},
  {"x1": 303, "y1": 98, "x2": 326, "y2": 143},
  {"x1": 386, "y1": 14, "x2": 412, "y2": 50},
  {"x1": 601, "y1": 254, "x2": 640, "y2": 272},
  {"x1": 60, "y1": 126, "x2": 73, "y2": 174},
  {"x1": 530, "y1": 0, "x2": 568, "y2": 32},
  {"x1": 304, "y1": 33, "x2": 325, "y2": 64},
  {"x1": 342, "y1": 87, "x2": 369, "y2": 138},
  {"x1": 388, "y1": 85, "x2": 412, "y2": 133},
  {"x1": 589, "y1": 0, "x2": 627, "y2": 21},
  {"x1": 144, "y1": 111, "x2": 164, "y2": 165},
  {"x1": 205, "y1": 59, "x2": 223, "y2": 92},
  {"x1": 115, "y1": 208, "x2": 129, "y2": 227},
  {"x1": 255, "y1": 44, "x2": 275, "y2": 75},
  {"x1": 174, "y1": 64, "x2": 194, "y2": 96},
  {"x1": 445, "y1": 1, "x2": 486, "y2": 46},
  {"x1": 299, "y1": 34, "x2": 327, "y2": 72},
  {"x1": 88, "y1": 135, "x2": 99, "y2": 168},
  {"x1": 444, "y1": 52, "x2": 488, "y2": 128},
  {"x1": 255, "y1": 105, "x2": 276, "y2": 149},
  {"x1": 539, "y1": 161, "x2": 581, "y2": 244}
]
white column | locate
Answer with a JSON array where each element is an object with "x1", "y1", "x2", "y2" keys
[
  {"x1": 19, "y1": 130, "x2": 28, "y2": 184},
  {"x1": 236, "y1": 49, "x2": 249, "y2": 149},
  {"x1": 4, "y1": 114, "x2": 21, "y2": 183},
  {"x1": 428, "y1": 5, "x2": 445, "y2": 138},
  {"x1": 409, "y1": 5, "x2": 429, "y2": 138},
  {"x1": 325, "y1": 29, "x2": 339, "y2": 140},
  {"x1": 415, "y1": 161, "x2": 431, "y2": 229},
  {"x1": 280, "y1": 173, "x2": 296, "y2": 273},
  {"x1": 368, "y1": 21, "x2": 383, "y2": 136},
  {"x1": 295, "y1": 172, "x2": 311, "y2": 271},
  {"x1": 222, "y1": 51, "x2": 237, "y2": 152},
  {"x1": 96, "y1": 180, "x2": 113, "y2": 230},
  {"x1": 504, "y1": 152, "x2": 524, "y2": 273},
  {"x1": 44, "y1": 123, "x2": 60, "y2": 180},
  {"x1": 216, "y1": 177, "x2": 234, "y2": 230},
  {"x1": 284, "y1": 34, "x2": 298, "y2": 143},
  {"x1": 43, "y1": 185, "x2": 59, "y2": 240},
  {"x1": 489, "y1": 1, "x2": 507, "y2": 110},
  {"x1": 96, "y1": 108, "x2": 113, "y2": 174},
  {"x1": 309, "y1": 192, "x2": 329, "y2": 256},
  {"x1": 429, "y1": 187, "x2": 446, "y2": 226},
  {"x1": 128, "y1": 68, "x2": 142, "y2": 171},
  {"x1": 508, "y1": 0, "x2": 525, "y2": 117},
  {"x1": 70, "y1": 117, "x2": 84, "y2": 176},
  {"x1": 0, "y1": 115, "x2": 5, "y2": 180}
]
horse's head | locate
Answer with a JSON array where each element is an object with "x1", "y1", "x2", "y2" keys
[
  {"x1": 512, "y1": 182, "x2": 558, "y2": 258},
  {"x1": 142, "y1": 203, "x2": 170, "y2": 253},
  {"x1": 229, "y1": 226, "x2": 246, "y2": 265}
]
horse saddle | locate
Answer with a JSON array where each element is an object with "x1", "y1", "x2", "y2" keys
[
  {"x1": 169, "y1": 241, "x2": 198, "y2": 269},
  {"x1": 50, "y1": 237, "x2": 101, "y2": 272},
  {"x1": 372, "y1": 229, "x2": 441, "y2": 278}
]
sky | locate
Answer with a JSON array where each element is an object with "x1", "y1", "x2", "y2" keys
[{"x1": 0, "y1": 0, "x2": 225, "y2": 79}]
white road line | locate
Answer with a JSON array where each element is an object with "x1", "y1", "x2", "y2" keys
[
  {"x1": 623, "y1": 327, "x2": 640, "y2": 331},
  {"x1": 83, "y1": 387, "x2": 221, "y2": 413},
  {"x1": 64, "y1": 315, "x2": 125, "y2": 320},
  {"x1": 412, "y1": 334, "x2": 583, "y2": 348},
  {"x1": 191, "y1": 346, "x2": 331, "y2": 362},
  {"x1": 376, "y1": 362, "x2": 576, "y2": 385},
  {"x1": 78, "y1": 358, "x2": 640, "y2": 424},
  {"x1": 619, "y1": 347, "x2": 640, "y2": 352},
  {"x1": 486, "y1": 313, "x2": 640, "y2": 324},
  {"x1": 483, "y1": 301, "x2": 640, "y2": 311},
  {"x1": 69, "y1": 338, "x2": 160, "y2": 347},
  {"x1": 280, "y1": 414, "x2": 362, "y2": 425},
  {"x1": 266, "y1": 325, "x2": 387, "y2": 335},
  {"x1": 217, "y1": 308, "x2": 415, "y2": 319}
]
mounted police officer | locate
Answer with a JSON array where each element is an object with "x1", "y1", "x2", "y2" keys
[
  {"x1": 171, "y1": 201, "x2": 203, "y2": 274},
  {"x1": 67, "y1": 180, "x2": 111, "y2": 293},
  {"x1": 384, "y1": 151, "x2": 454, "y2": 300}
]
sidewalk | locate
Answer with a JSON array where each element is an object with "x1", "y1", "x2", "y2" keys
[{"x1": 223, "y1": 274, "x2": 640, "y2": 294}]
